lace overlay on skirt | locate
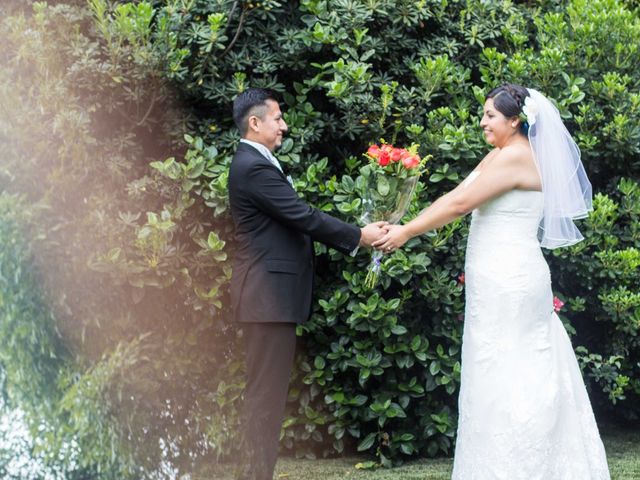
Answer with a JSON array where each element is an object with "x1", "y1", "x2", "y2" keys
[{"x1": 452, "y1": 190, "x2": 610, "y2": 480}]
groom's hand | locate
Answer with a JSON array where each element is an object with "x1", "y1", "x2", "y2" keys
[
  {"x1": 359, "y1": 221, "x2": 388, "y2": 247},
  {"x1": 373, "y1": 224, "x2": 411, "y2": 253}
]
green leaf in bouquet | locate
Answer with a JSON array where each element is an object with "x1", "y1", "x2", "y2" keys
[
  {"x1": 377, "y1": 175, "x2": 390, "y2": 196},
  {"x1": 387, "y1": 176, "x2": 399, "y2": 193}
]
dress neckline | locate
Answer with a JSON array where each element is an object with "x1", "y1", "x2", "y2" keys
[{"x1": 463, "y1": 171, "x2": 542, "y2": 195}]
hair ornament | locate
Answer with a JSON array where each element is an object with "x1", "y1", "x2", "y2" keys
[{"x1": 522, "y1": 96, "x2": 539, "y2": 126}]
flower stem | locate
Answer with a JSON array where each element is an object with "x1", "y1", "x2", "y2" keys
[{"x1": 364, "y1": 250, "x2": 384, "y2": 289}]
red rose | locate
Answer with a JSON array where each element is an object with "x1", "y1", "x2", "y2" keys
[
  {"x1": 381, "y1": 144, "x2": 393, "y2": 153},
  {"x1": 390, "y1": 148, "x2": 403, "y2": 162},
  {"x1": 378, "y1": 150, "x2": 391, "y2": 166},
  {"x1": 367, "y1": 144, "x2": 380, "y2": 158},
  {"x1": 399, "y1": 148, "x2": 410, "y2": 160},
  {"x1": 402, "y1": 154, "x2": 420, "y2": 169}
]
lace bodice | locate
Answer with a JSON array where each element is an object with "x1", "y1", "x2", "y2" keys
[{"x1": 469, "y1": 189, "x2": 543, "y2": 245}]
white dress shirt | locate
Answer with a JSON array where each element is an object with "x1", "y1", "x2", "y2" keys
[{"x1": 240, "y1": 138, "x2": 284, "y2": 173}]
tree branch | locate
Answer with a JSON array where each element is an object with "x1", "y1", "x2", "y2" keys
[{"x1": 220, "y1": 7, "x2": 247, "y2": 58}]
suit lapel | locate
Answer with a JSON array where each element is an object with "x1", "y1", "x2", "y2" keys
[{"x1": 237, "y1": 142, "x2": 288, "y2": 182}]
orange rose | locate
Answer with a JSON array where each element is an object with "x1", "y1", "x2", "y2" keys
[
  {"x1": 367, "y1": 144, "x2": 380, "y2": 158},
  {"x1": 402, "y1": 154, "x2": 420, "y2": 169},
  {"x1": 390, "y1": 148, "x2": 403, "y2": 162}
]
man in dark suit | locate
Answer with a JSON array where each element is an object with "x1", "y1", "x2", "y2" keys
[{"x1": 228, "y1": 88, "x2": 384, "y2": 480}]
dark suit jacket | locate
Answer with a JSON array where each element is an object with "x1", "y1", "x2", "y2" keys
[{"x1": 228, "y1": 142, "x2": 360, "y2": 324}]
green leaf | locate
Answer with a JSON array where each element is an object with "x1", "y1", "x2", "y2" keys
[
  {"x1": 280, "y1": 137, "x2": 294, "y2": 154},
  {"x1": 391, "y1": 325, "x2": 407, "y2": 335},
  {"x1": 314, "y1": 356, "x2": 326, "y2": 370},
  {"x1": 377, "y1": 175, "x2": 390, "y2": 196},
  {"x1": 357, "y1": 432, "x2": 377, "y2": 451}
]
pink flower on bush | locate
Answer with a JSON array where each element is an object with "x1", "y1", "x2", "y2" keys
[
  {"x1": 553, "y1": 296, "x2": 565, "y2": 313},
  {"x1": 458, "y1": 272, "x2": 465, "y2": 285}
]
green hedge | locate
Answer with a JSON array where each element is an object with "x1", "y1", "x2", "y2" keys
[{"x1": 0, "y1": 0, "x2": 638, "y2": 476}]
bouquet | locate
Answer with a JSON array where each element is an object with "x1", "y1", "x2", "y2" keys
[{"x1": 360, "y1": 143, "x2": 424, "y2": 288}]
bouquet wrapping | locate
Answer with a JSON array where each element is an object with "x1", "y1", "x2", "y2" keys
[{"x1": 360, "y1": 144, "x2": 423, "y2": 288}]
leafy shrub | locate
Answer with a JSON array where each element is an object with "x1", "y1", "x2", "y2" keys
[
  {"x1": 0, "y1": 0, "x2": 638, "y2": 475},
  {"x1": 551, "y1": 178, "x2": 640, "y2": 417}
]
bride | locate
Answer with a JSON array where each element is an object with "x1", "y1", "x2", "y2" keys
[{"x1": 373, "y1": 84, "x2": 610, "y2": 479}]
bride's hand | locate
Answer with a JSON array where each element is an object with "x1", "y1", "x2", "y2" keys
[{"x1": 372, "y1": 224, "x2": 410, "y2": 253}]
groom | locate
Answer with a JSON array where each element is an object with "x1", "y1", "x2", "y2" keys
[{"x1": 228, "y1": 88, "x2": 385, "y2": 480}]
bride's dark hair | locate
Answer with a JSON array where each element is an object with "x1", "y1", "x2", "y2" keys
[
  {"x1": 486, "y1": 83, "x2": 528, "y2": 116},
  {"x1": 486, "y1": 83, "x2": 529, "y2": 133}
]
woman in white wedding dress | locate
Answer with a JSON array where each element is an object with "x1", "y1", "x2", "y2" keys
[{"x1": 373, "y1": 84, "x2": 610, "y2": 479}]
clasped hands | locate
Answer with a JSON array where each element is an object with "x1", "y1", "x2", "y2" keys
[{"x1": 359, "y1": 222, "x2": 410, "y2": 253}]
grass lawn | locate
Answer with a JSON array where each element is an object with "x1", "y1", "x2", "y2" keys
[{"x1": 203, "y1": 424, "x2": 639, "y2": 479}]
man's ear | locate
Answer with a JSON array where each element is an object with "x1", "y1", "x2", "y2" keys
[{"x1": 247, "y1": 115, "x2": 260, "y2": 133}]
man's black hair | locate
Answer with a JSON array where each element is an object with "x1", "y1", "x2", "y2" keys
[{"x1": 233, "y1": 88, "x2": 280, "y2": 136}]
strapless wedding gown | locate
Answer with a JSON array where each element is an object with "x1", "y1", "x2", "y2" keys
[{"x1": 452, "y1": 189, "x2": 610, "y2": 479}]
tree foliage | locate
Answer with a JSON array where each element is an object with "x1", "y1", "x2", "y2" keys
[{"x1": 0, "y1": 0, "x2": 638, "y2": 476}]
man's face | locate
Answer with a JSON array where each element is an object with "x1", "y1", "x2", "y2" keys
[{"x1": 251, "y1": 99, "x2": 288, "y2": 152}]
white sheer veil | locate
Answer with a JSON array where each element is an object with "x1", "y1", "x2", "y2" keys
[{"x1": 525, "y1": 88, "x2": 592, "y2": 249}]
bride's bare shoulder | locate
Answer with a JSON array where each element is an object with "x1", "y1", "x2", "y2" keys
[
  {"x1": 476, "y1": 147, "x2": 501, "y2": 168},
  {"x1": 498, "y1": 142, "x2": 533, "y2": 161},
  {"x1": 492, "y1": 142, "x2": 540, "y2": 189},
  {"x1": 485, "y1": 143, "x2": 534, "y2": 170}
]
